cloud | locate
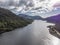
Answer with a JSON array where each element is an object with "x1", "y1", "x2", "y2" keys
[
  {"x1": 53, "y1": 2, "x2": 60, "y2": 8},
  {"x1": 0, "y1": 0, "x2": 60, "y2": 14}
]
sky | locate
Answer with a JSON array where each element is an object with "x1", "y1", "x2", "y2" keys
[{"x1": 0, "y1": 0, "x2": 60, "y2": 15}]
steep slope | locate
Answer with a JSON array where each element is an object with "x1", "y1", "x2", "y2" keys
[
  {"x1": 45, "y1": 14, "x2": 60, "y2": 23},
  {"x1": 45, "y1": 14, "x2": 60, "y2": 32},
  {"x1": 0, "y1": 8, "x2": 33, "y2": 34}
]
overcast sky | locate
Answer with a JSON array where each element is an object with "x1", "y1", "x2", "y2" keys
[{"x1": 0, "y1": 0, "x2": 60, "y2": 14}]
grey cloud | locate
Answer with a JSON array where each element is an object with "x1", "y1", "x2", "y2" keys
[
  {"x1": 0, "y1": 0, "x2": 18, "y2": 6},
  {"x1": 26, "y1": 2, "x2": 34, "y2": 7},
  {"x1": 39, "y1": 0, "x2": 45, "y2": 2},
  {"x1": 0, "y1": 0, "x2": 34, "y2": 8},
  {"x1": 32, "y1": 7, "x2": 43, "y2": 10},
  {"x1": 19, "y1": 0, "x2": 27, "y2": 6},
  {"x1": 19, "y1": 0, "x2": 34, "y2": 7},
  {"x1": 0, "y1": 0, "x2": 52, "y2": 14}
]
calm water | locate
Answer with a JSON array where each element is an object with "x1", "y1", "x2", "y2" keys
[{"x1": 0, "y1": 20, "x2": 60, "y2": 45}]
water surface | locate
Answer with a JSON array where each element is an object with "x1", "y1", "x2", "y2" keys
[{"x1": 0, "y1": 20, "x2": 60, "y2": 45}]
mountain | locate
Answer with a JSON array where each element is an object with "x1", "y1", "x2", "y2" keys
[
  {"x1": 19, "y1": 14, "x2": 44, "y2": 20},
  {"x1": 45, "y1": 14, "x2": 60, "y2": 23},
  {"x1": 45, "y1": 14, "x2": 60, "y2": 31},
  {"x1": 0, "y1": 8, "x2": 33, "y2": 34}
]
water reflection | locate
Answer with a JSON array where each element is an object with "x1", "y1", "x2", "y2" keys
[
  {"x1": 52, "y1": 37, "x2": 59, "y2": 45},
  {"x1": 0, "y1": 20, "x2": 60, "y2": 45}
]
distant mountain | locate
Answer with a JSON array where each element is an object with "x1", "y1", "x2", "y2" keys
[
  {"x1": 19, "y1": 13, "x2": 60, "y2": 23},
  {"x1": 45, "y1": 14, "x2": 60, "y2": 23},
  {"x1": 45, "y1": 14, "x2": 60, "y2": 32},
  {"x1": 0, "y1": 8, "x2": 33, "y2": 34},
  {"x1": 19, "y1": 14, "x2": 44, "y2": 20}
]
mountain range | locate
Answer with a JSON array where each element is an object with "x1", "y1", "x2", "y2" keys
[{"x1": 19, "y1": 14, "x2": 44, "y2": 20}]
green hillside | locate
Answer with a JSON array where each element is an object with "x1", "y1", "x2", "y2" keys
[{"x1": 0, "y1": 8, "x2": 33, "y2": 34}]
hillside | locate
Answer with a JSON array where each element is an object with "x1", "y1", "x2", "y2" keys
[
  {"x1": 45, "y1": 14, "x2": 60, "y2": 32},
  {"x1": 0, "y1": 8, "x2": 33, "y2": 34},
  {"x1": 45, "y1": 14, "x2": 60, "y2": 23}
]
